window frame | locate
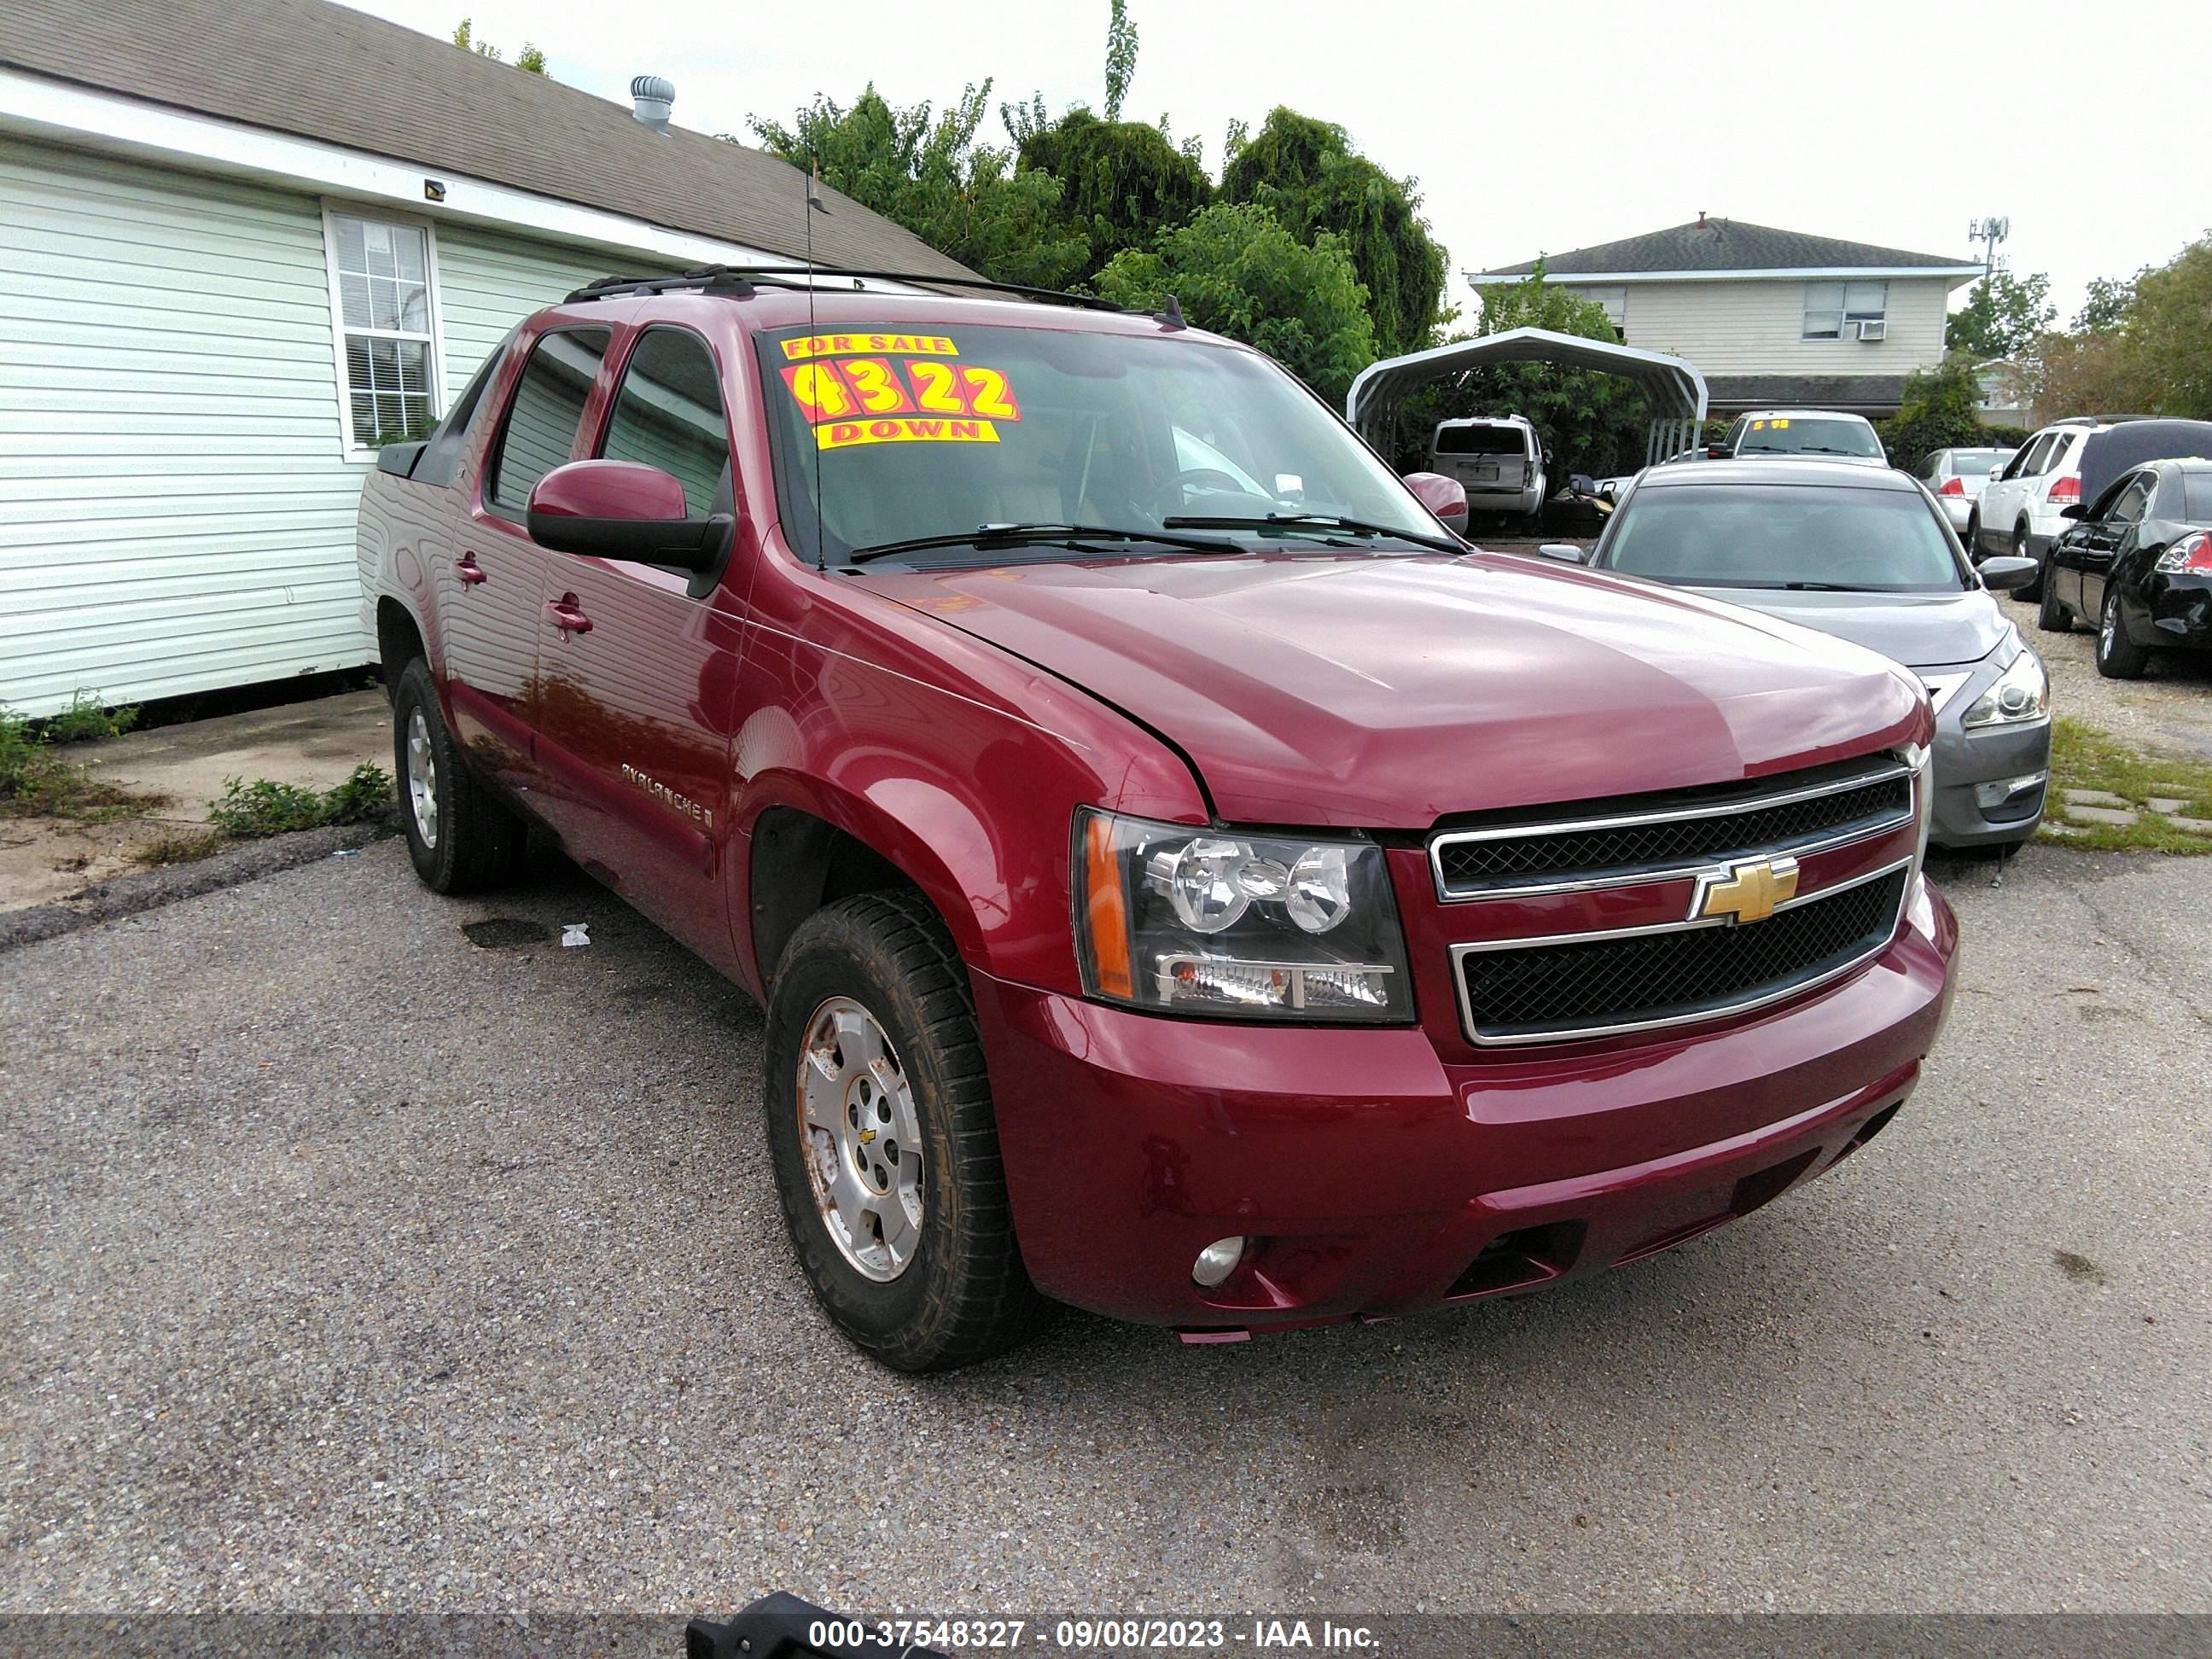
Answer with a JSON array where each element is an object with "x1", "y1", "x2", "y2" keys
[
  {"x1": 482, "y1": 324, "x2": 614, "y2": 523},
  {"x1": 591, "y1": 323, "x2": 736, "y2": 518},
  {"x1": 1578, "y1": 286, "x2": 1628, "y2": 340},
  {"x1": 1802, "y1": 278, "x2": 1889, "y2": 341},
  {"x1": 320, "y1": 201, "x2": 449, "y2": 462}
]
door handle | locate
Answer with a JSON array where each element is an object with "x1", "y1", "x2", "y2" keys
[
  {"x1": 545, "y1": 596, "x2": 593, "y2": 636},
  {"x1": 456, "y1": 553, "x2": 487, "y2": 585}
]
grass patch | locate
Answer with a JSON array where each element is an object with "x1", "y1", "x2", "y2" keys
[
  {"x1": 132, "y1": 828, "x2": 235, "y2": 868},
  {"x1": 2042, "y1": 717, "x2": 2212, "y2": 853},
  {"x1": 207, "y1": 764, "x2": 393, "y2": 839},
  {"x1": 0, "y1": 701, "x2": 166, "y2": 822}
]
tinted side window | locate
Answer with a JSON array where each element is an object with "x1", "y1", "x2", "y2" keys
[
  {"x1": 2017, "y1": 433, "x2": 2058, "y2": 476},
  {"x1": 489, "y1": 328, "x2": 610, "y2": 512},
  {"x1": 599, "y1": 329, "x2": 731, "y2": 515},
  {"x1": 2110, "y1": 476, "x2": 2153, "y2": 524},
  {"x1": 414, "y1": 329, "x2": 517, "y2": 489}
]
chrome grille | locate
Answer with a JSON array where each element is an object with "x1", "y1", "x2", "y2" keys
[
  {"x1": 1452, "y1": 864, "x2": 1911, "y2": 1046},
  {"x1": 1430, "y1": 759, "x2": 1912, "y2": 899}
]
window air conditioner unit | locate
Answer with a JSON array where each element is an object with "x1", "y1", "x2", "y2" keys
[{"x1": 1855, "y1": 319, "x2": 1887, "y2": 342}]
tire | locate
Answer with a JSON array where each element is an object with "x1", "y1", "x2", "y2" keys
[
  {"x1": 2096, "y1": 587, "x2": 2150, "y2": 679},
  {"x1": 2036, "y1": 572, "x2": 2073, "y2": 633},
  {"x1": 1964, "y1": 509, "x2": 1982, "y2": 557},
  {"x1": 764, "y1": 889, "x2": 1051, "y2": 1371},
  {"x1": 2014, "y1": 522, "x2": 2043, "y2": 602},
  {"x1": 391, "y1": 657, "x2": 528, "y2": 893}
]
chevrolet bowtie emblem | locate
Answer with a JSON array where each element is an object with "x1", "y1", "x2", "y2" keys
[
  {"x1": 858, "y1": 1128, "x2": 876, "y2": 1145},
  {"x1": 1691, "y1": 854, "x2": 1800, "y2": 924}
]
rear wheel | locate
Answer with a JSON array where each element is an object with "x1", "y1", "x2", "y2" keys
[
  {"x1": 391, "y1": 658, "x2": 527, "y2": 893},
  {"x1": 2036, "y1": 572, "x2": 2074, "y2": 632},
  {"x1": 763, "y1": 890, "x2": 1051, "y2": 1371},
  {"x1": 2096, "y1": 588, "x2": 2150, "y2": 678}
]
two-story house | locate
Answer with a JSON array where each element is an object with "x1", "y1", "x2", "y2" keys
[{"x1": 1470, "y1": 217, "x2": 1983, "y2": 420}]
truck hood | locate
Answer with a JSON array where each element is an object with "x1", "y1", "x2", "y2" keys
[
  {"x1": 866, "y1": 552, "x2": 1924, "y2": 828},
  {"x1": 1674, "y1": 585, "x2": 2012, "y2": 672}
]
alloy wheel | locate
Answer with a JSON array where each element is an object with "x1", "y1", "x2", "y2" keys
[
  {"x1": 796, "y1": 996, "x2": 923, "y2": 1282},
  {"x1": 405, "y1": 708, "x2": 439, "y2": 848}
]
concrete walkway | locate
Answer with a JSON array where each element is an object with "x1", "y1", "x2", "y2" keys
[{"x1": 0, "y1": 690, "x2": 391, "y2": 912}]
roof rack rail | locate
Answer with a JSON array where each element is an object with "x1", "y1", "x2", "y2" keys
[{"x1": 564, "y1": 265, "x2": 1132, "y2": 314}]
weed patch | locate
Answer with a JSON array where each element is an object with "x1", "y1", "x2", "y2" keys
[
  {"x1": 133, "y1": 829, "x2": 235, "y2": 868},
  {"x1": 207, "y1": 765, "x2": 394, "y2": 840}
]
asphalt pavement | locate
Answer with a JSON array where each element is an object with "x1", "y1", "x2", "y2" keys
[{"x1": 3, "y1": 840, "x2": 2207, "y2": 1615}]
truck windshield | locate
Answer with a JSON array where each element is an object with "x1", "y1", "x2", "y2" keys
[
  {"x1": 1598, "y1": 483, "x2": 1968, "y2": 592},
  {"x1": 1736, "y1": 416, "x2": 1883, "y2": 458},
  {"x1": 755, "y1": 322, "x2": 1438, "y2": 563}
]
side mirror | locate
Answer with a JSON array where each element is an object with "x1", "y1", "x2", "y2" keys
[
  {"x1": 1977, "y1": 555, "x2": 2040, "y2": 593},
  {"x1": 2058, "y1": 503, "x2": 2087, "y2": 520},
  {"x1": 1402, "y1": 470, "x2": 1469, "y2": 532},
  {"x1": 527, "y1": 460, "x2": 725, "y2": 571},
  {"x1": 1537, "y1": 543, "x2": 1590, "y2": 565}
]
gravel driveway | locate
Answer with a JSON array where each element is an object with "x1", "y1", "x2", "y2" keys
[
  {"x1": 2001, "y1": 592, "x2": 2212, "y2": 759},
  {"x1": 3, "y1": 842, "x2": 2208, "y2": 1615}
]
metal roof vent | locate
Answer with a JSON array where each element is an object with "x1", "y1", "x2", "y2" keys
[{"x1": 630, "y1": 75, "x2": 674, "y2": 133}]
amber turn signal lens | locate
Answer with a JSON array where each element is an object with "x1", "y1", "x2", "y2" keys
[{"x1": 1082, "y1": 812, "x2": 1134, "y2": 999}]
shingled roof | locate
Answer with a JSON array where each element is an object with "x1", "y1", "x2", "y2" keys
[
  {"x1": 0, "y1": 0, "x2": 975, "y2": 279},
  {"x1": 1476, "y1": 219, "x2": 1979, "y2": 280}
]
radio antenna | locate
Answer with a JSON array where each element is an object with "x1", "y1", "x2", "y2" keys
[{"x1": 806, "y1": 155, "x2": 828, "y2": 571}]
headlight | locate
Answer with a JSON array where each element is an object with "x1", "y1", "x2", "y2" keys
[
  {"x1": 1959, "y1": 645, "x2": 2048, "y2": 730},
  {"x1": 1073, "y1": 809, "x2": 1412, "y2": 1022}
]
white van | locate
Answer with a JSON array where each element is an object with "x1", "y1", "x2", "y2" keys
[{"x1": 1429, "y1": 416, "x2": 1546, "y2": 525}]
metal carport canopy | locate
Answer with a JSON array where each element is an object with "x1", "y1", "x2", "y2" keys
[{"x1": 1345, "y1": 327, "x2": 1709, "y2": 467}]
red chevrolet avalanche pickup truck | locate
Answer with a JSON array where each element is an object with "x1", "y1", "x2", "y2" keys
[{"x1": 357, "y1": 270, "x2": 1958, "y2": 1371}]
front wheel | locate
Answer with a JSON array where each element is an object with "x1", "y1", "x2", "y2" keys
[
  {"x1": 391, "y1": 658, "x2": 528, "y2": 893},
  {"x1": 1963, "y1": 509, "x2": 1982, "y2": 557},
  {"x1": 2096, "y1": 588, "x2": 2150, "y2": 678},
  {"x1": 2014, "y1": 523, "x2": 2044, "y2": 602},
  {"x1": 763, "y1": 890, "x2": 1051, "y2": 1371}
]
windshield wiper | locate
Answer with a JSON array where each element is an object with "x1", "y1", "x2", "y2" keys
[
  {"x1": 1778, "y1": 580, "x2": 1861, "y2": 591},
  {"x1": 844, "y1": 522, "x2": 1244, "y2": 566},
  {"x1": 1163, "y1": 511, "x2": 1463, "y2": 554}
]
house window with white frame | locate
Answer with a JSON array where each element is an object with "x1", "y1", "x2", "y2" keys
[
  {"x1": 1802, "y1": 280, "x2": 1887, "y2": 341},
  {"x1": 325, "y1": 211, "x2": 439, "y2": 451}
]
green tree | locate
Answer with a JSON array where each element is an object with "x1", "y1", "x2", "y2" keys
[
  {"x1": 1388, "y1": 269, "x2": 1646, "y2": 480},
  {"x1": 1094, "y1": 202, "x2": 1375, "y2": 404},
  {"x1": 2073, "y1": 274, "x2": 2137, "y2": 335},
  {"x1": 1875, "y1": 355, "x2": 1988, "y2": 474},
  {"x1": 1016, "y1": 108, "x2": 1212, "y2": 285},
  {"x1": 2117, "y1": 235, "x2": 2212, "y2": 417},
  {"x1": 746, "y1": 84, "x2": 1087, "y2": 290},
  {"x1": 450, "y1": 18, "x2": 545, "y2": 73},
  {"x1": 1946, "y1": 270, "x2": 2053, "y2": 359},
  {"x1": 1103, "y1": 0, "x2": 1138, "y2": 122},
  {"x1": 1219, "y1": 108, "x2": 1447, "y2": 359}
]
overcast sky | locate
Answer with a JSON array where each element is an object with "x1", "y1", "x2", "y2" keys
[{"x1": 357, "y1": 0, "x2": 2206, "y2": 325}]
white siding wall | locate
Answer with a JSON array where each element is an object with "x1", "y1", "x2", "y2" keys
[
  {"x1": 1566, "y1": 277, "x2": 1954, "y2": 378},
  {"x1": 0, "y1": 138, "x2": 668, "y2": 717}
]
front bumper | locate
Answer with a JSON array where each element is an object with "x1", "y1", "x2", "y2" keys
[
  {"x1": 972, "y1": 882, "x2": 1958, "y2": 1331},
  {"x1": 1930, "y1": 711, "x2": 2051, "y2": 848}
]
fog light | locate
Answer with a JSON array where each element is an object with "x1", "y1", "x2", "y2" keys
[
  {"x1": 1975, "y1": 771, "x2": 2046, "y2": 810},
  {"x1": 1191, "y1": 1236, "x2": 1247, "y2": 1288}
]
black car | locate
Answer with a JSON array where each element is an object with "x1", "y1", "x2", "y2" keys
[{"x1": 2040, "y1": 457, "x2": 2212, "y2": 678}]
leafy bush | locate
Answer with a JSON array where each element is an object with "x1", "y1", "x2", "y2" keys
[
  {"x1": 0, "y1": 699, "x2": 161, "y2": 819},
  {"x1": 207, "y1": 765, "x2": 393, "y2": 839},
  {"x1": 1875, "y1": 356, "x2": 1990, "y2": 475}
]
